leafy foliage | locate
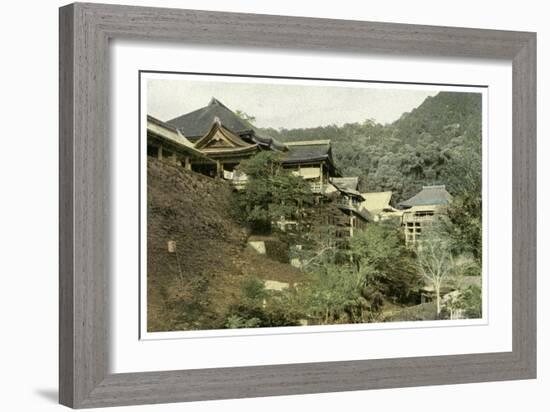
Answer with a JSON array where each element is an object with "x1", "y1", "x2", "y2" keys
[
  {"x1": 259, "y1": 92, "x2": 482, "y2": 203},
  {"x1": 224, "y1": 277, "x2": 304, "y2": 328},
  {"x1": 348, "y1": 219, "x2": 422, "y2": 305},
  {"x1": 300, "y1": 264, "x2": 368, "y2": 324},
  {"x1": 225, "y1": 220, "x2": 427, "y2": 328},
  {"x1": 440, "y1": 139, "x2": 482, "y2": 262},
  {"x1": 459, "y1": 285, "x2": 483, "y2": 318},
  {"x1": 235, "y1": 151, "x2": 314, "y2": 233},
  {"x1": 234, "y1": 109, "x2": 257, "y2": 125}
]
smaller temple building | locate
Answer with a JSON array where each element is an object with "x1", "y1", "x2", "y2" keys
[
  {"x1": 326, "y1": 177, "x2": 372, "y2": 237},
  {"x1": 284, "y1": 140, "x2": 337, "y2": 193},
  {"x1": 399, "y1": 185, "x2": 452, "y2": 244}
]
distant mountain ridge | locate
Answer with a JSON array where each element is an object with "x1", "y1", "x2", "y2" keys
[
  {"x1": 257, "y1": 92, "x2": 482, "y2": 202},
  {"x1": 392, "y1": 91, "x2": 482, "y2": 146}
]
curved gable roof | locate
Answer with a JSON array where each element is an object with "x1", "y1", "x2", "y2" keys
[{"x1": 194, "y1": 118, "x2": 253, "y2": 149}]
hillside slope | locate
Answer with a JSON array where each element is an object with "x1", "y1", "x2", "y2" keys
[
  {"x1": 258, "y1": 91, "x2": 482, "y2": 202},
  {"x1": 147, "y1": 158, "x2": 304, "y2": 332},
  {"x1": 392, "y1": 91, "x2": 482, "y2": 146}
]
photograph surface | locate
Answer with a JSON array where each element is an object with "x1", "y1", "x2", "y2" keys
[{"x1": 142, "y1": 73, "x2": 484, "y2": 333}]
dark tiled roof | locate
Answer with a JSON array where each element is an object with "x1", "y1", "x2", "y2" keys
[
  {"x1": 167, "y1": 98, "x2": 254, "y2": 140},
  {"x1": 253, "y1": 134, "x2": 288, "y2": 152},
  {"x1": 166, "y1": 98, "x2": 287, "y2": 153},
  {"x1": 330, "y1": 177, "x2": 363, "y2": 198},
  {"x1": 399, "y1": 185, "x2": 452, "y2": 208},
  {"x1": 331, "y1": 177, "x2": 359, "y2": 191},
  {"x1": 283, "y1": 140, "x2": 332, "y2": 164}
]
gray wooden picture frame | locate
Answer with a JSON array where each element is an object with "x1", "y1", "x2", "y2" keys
[{"x1": 59, "y1": 2, "x2": 537, "y2": 409}]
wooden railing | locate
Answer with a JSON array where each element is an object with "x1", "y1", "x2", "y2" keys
[
  {"x1": 310, "y1": 182, "x2": 323, "y2": 193},
  {"x1": 402, "y1": 213, "x2": 436, "y2": 224}
]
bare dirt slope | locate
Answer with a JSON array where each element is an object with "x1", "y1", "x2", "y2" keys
[{"x1": 147, "y1": 158, "x2": 304, "y2": 332}]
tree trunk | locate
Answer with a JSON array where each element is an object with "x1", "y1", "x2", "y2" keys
[{"x1": 435, "y1": 283, "x2": 441, "y2": 319}]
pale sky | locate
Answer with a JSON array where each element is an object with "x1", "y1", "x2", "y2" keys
[{"x1": 146, "y1": 77, "x2": 438, "y2": 129}]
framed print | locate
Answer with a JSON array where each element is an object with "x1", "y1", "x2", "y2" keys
[{"x1": 59, "y1": 3, "x2": 536, "y2": 408}]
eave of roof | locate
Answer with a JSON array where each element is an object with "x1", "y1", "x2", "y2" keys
[
  {"x1": 331, "y1": 177, "x2": 363, "y2": 199},
  {"x1": 282, "y1": 140, "x2": 335, "y2": 169},
  {"x1": 147, "y1": 115, "x2": 209, "y2": 159},
  {"x1": 331, "y1": 177, "x2": 359, "y2": 191},
  {"x1": 147, "y1": 114, "x2": 180, "y2": 133},
  {"x1": 336, "y1": 204, "x2": 372, "y2": 221},
  {"x1": 201, "y1": 145, "x2": 259, "y2": 156}
]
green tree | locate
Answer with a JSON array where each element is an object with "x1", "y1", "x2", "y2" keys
[
  {"x1": 442, "y1": 284, "x2": 482, "y2": 320},
  {"x1": 301, "y1": 264, "x2": 368, "y2": 324},
  {"x1": 348, "y1": 220, "x2": 421, "y2": 305},
  {"x1": 291, "y1": 223, "x2": 346, "y2": 270},
  {"x1": 441, "y1": 141, "x2": 482, "y2": 262},
  {"x1": 261, "y1": 91, "x2": 483, "y2": 204},
  {"x1": 236, "y1": 152, "x2": 314, "y2": 233},
  {"x1": 234, "y1": 109, "x2": 256, "y2": 125},
  {"x1": 224, "y1": 277, "x2": 304, "y2": 328},
  {"x1": 460, "y1": 284, "x2": 482, "y2": 318}
]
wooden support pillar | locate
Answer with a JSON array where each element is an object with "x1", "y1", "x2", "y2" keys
[
  {"x1": 158, "y1": 145, "x2": 163, "y2": 160},
  {"x1": 184, "y1": 156, "x2": 191, "y2": 170}
]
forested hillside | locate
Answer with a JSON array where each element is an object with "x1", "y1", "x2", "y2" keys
[{"x1": 259, "y1": 91, "x2": 482, "y2": 203}]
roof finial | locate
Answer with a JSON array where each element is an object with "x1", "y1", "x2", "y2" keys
[{"x1": 209, "y1": 97, "x2": 220, "y2": 106}]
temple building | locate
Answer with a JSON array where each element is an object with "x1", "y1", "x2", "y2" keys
[
  {"x1": 327, "y1": 177, "x2": 371, "y2": 237},
  {"x1": 399, "y1": 185, "x2": 452, "y2": 244},
  {"x1": 148, "y1": 98, "x2": 457, "y2": 246},
  {"x1": 166, "y1": 97, "x2": 286, "y2": 177},
  {"x1": 189, "y1": 117, "x2": 262, "y2": 177},
  {"x1": 165, "y1": 97, "x2": 343, "y2": 191},
  {"x1": 277, "y1": 176, "x2": 371, "y2": 237},
  {"x1": 154, "y1": 97, "x2": 372, "y2": 237},
  {"x1": 285, "y1": 140, "x2": 337, "y2": 193}
]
